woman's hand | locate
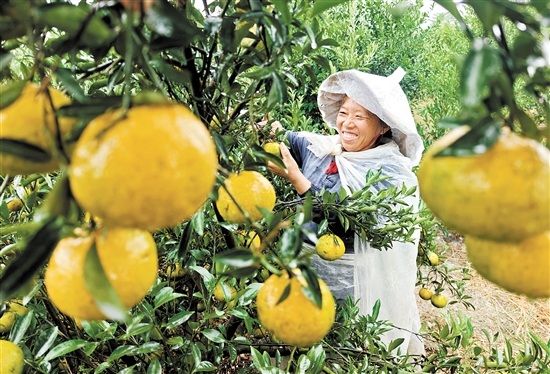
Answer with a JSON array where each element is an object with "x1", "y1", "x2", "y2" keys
[
  {"x1": 268, "y1": 143, "x2": 312, "y2": 195},
  {"x1": 255, "y1": 120, "x2": 284, "y2": 135}
]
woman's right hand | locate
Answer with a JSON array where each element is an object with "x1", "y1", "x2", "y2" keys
[{"x1": 268, "y1": 143, "x2": 312, "y2": 195}]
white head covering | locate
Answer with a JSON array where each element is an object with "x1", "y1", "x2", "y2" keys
[{"x1": 317, "y1": 67, "x2": 424, "y2": 166}]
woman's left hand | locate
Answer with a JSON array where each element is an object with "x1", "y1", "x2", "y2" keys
[{"x1": 268, "y1": 143, "x2": 312, "y2": 194}]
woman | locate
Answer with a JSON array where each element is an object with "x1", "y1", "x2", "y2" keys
[{"x1": 261, "y1": 68, "x2": 425, "y2": 355}]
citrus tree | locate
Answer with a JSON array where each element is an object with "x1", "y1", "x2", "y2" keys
[{"x1": 0, "y1": 0, "x2": 549, "y2": 373}]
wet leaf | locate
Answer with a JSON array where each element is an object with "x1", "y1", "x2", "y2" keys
[
  {"x1": 176, "y1": 222, "x2": 193, "y2": 264},
  {"x1": 83, "y1": 240, "x2": 127, "y2": 321},
  {"x1": 214, "y1": 249, "x2": 258, "y2": 268},
  {"x1": 44, "y1": 339, "x2": 91, "y2": 362},
  {"x1": 0, "y1": 139, "x2": 52, "y2": 163},
  {"x1": 461, "y1": 40, "x2": 502, "y2": 108},
  {"x1": 298, "y1": 264, "x2": 322, "y2": 309},
  {"x1": 434, "y1": 119, "x2": 501, "y2": 157},
  {"x1": 55, "y1": 68, "x2": 87, "y2": 102}
]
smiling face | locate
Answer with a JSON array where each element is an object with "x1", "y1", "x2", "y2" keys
[{"x1": 336, "y1": 96, "x2": 389, "y2": 152}]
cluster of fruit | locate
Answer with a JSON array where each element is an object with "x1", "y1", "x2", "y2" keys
[
  {"x1": 418, "y1": 126, "x2": 550, "y2": 299},
  {"x1": 1, "y1": 84, "x2": 219, "y2": 322}
]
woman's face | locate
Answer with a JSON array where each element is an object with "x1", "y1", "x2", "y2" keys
[{"x1": 336, "y1": 96, "x2": 388, "y2": 152}]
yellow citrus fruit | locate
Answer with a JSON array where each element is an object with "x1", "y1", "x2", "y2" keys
[
  {"x1": 256, "y1": 269, "x2": 335, "y2": 347},
  {"x1": 316, "y1": 234, "x2": 345, "y2": 261},
  {"x1": 166, "y1": 263, "x2": 188, "y2": 279},
  {"x1": 263, "y1": 142, "x2": 281, "y2": 157},
  {"x1": 69, "y1": 104, "x2": 218, "y2": 231},
  {"x1": 216, "y1": 171, "x2": 276, "y2": 223},
  {"x1": 418, "y1": 288, "x2": 434, "y2": 301},
  {"x1": 465, "y1": 232, "x2": 550, "y2": 298},
  {"x1": 0, "y1": 300, "x2": 28, "y2": 333},
  {"x1": 427, "y1": 251, "x2": 439, "y2": 265},
  {"x1": 237, "y1": 230, "x2": 261, "y2": 253},
  {"x1": 430, "y1": 294, "x2": 447, "y2": 308},
  {"x1": 45, "y1": 227, "x2": 158, "y2": 320},
  {"x1": 0, "y1": 84, "x2": 76, "y2": 175},
  {"x1": 213, "y1": 283, "x2": 237, "y2": 302},
  {"x1": 0, "y1": 340, "x2": 24, "y2": 374},
  {"x1": 6, "y1": 199, "x2": 23, "y2": 212},
  {"x1": 417, "y1": 126, "x2": 549, "y2": 243}
]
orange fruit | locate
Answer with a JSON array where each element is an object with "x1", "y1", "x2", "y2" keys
[
  {"x1": 0, "y1": 340, "x2": 24, "y2": 374},
  {"x1": 315, "y1": 234, "x2": 345, "y2": 261},
  {"x1": 256, "y1": 269, "x2": 335, "y2": 347},
  {"x1": 0, "y1": 84, "x2": 76, "y2": 175},
  {"x1": 69, "y1": 104, "x2": 218, "y2": 231},
  {"x1": 216, "y1": 171, "x2": 276, "y2": 223},
  {"x1": 430, "y1": 294, "x2": 447, "y2": 308},
  {"x1": 418, "y1": 288, "x2": 434, "y2": 301},
  {"x1": 45, "y1": 227, "x2": 158, "y2": 320},
  {"x1": 465, "y1": 232, "x2": 550, "y2": 298},
  {"x1": 417, "y1": 127, "x2": 549, "y2": 243}
]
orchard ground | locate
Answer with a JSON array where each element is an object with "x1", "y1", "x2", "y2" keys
[{"x1": 417, "y1": 230, "x2": 550, "y2": 353}]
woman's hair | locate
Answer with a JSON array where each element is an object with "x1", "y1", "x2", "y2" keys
[{"x1": 373, "y1": 128, "x2": 393, "y2": 148}]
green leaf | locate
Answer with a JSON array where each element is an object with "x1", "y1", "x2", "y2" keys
[
  {"x1": 145, "y1": 0, "x2": 203, "y2": 44},
  {"x1": 388, "y1": 338, "x2": 404, "y2": 352},
  {"x1": 83, "y1": 240, "x2": 128, "y2": 321},
  {"x1": 296, "y1": 355, "x2": 311, "y2": 374},
  {"x1": 136, "y1": 341, "x2": 162, "y2": 355},
  {"x1": 306, "y1": 345, "x2": 326, "y2": 374},
  {"x1": 250, "y1": 346, "x2": 268, "y2": 367},
  {"x1": 177, "y1": 222, "x2": 193, "y2": 265},
  {"x1": 35, "y1": 326, "x2": 59, "y2": 358},
  {"x1": 214, "y1": 248, "x2": 258, "y2": 268},
  {"x1": 194, "y1": 361, "x2": 217, "y2": 372},
  {"x1": 0, "y1": 80, "x2": 25, "y2": 109},
  {"x1": 0, "y1": 217, "x2": 63, "y2": 303},
  {"x1": 461, "y1": 40, "x2": 502, "y2": 108},
  {"x1": 222, "y1": 266, "x2": 259, "y2": 278},
  {"x1": 190, "y1": 265, "x2": 216, "y2": 290},
  {"x1": 271, "y1": 0, "x2": 291, "y2": 25},
  {"x1": 44, "y1": 339, "x2": 91, "y2": 362},
  {"x1": 33, "y1": 175, "x2": 72, "y2": 222},
  {"x1": 434, "y1": 0, "x2": 472, "y2": 38},
  {"x1": 467, "y1": 1, "x2": 501, "y2": 36},
  {"x1": 108, "y1": 345, "x2": 139, "y2": 362},
  {"x1": 201, "y1": 329, "x2": 226, "y2": 343},
  {"x1": 9, "y1": 310, "x2": 33, "y2": 345},
  {"x1": 279, "y1": 227, "x2": 302, "y2": 261},
  {"x1": 299, "y1": 264, "x2": 322, "y2": 309},
  {"x1": 434, "y1": 119, "x2": 501, "y2": 157},
  {"x1": 276, "y1": 283, "x2": 291, "y2": 305},
  {"x1": 316, "y1": 219, "x2": 328, "y2": 236},
  {"x1": 0, "y1": 139, "x2": 52, "y2": 163},
  {"x1": 36, "y1": 3, "x2": 114, "y2": 48},
  {"x1": 149, "y1": 58, "x2": 192, "y2": 86},
  {"x1": 147, "y1": 359, "x2": 163, "y2": 374},
  {"x1": 166, "y1": 310, "x2": 194, "y2": 329},
  {"x1": 153, "y1": 287, "x2": 185, "y2": 309},
  {"x1": 267, "y1": 73, "x2": 288, "y2": 110},
  {"x1": 311, "y1": 0, "x2": 351, "y2": 18},
  {"x1": 311, "y1": 55, "x2": 331, "y2": 72},
  {"x1": 371, "y1": 299, "x2": 380, "y2": 320},
  {"x1": 55, "y1": 68, "x2": 87, "y2": 102}
]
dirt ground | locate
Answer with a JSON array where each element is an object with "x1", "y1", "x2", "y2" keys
[{"x1": 416, "y1": 232, "x2": 550, "y2": 354}]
